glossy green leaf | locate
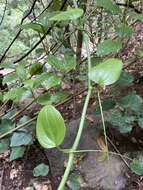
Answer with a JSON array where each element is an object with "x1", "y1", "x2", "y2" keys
[
  {"x1": 48, "y1": 54, "x2": 76, "y2": 73},
  {"x1": 50, "y1": 8, "x2": 83, "y2": 21},
  {"x1": 36, "y1": 105, "x2": 66, "y2": 148},
  {"x1": 10, "y1": 146, "x2": 25, "y2": 161},
  {"x1": 130, "y1": 159, "x2": 143, "y2": 175},
  {"x1": 89, "y1": 58, "x2": 123, "y2": 87},
  {"x1": 33, "y1": 163, "x2": 49, "y2": 177},
  {"x1": 116, "y1": 23, "x2": 133, "y2": 38},
  {"x1": 95, "y1": 0, "x2": 121, "y2": 14},
  {"x1": 97, "y1": 39, "x2": 122, "y2": 56},
  {"x1": 10, "y1": 132, "x2": 33, "y2": 147}
]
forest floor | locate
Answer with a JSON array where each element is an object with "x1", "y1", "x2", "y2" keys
[{"x1": 1, "y1": 22, "x2": 143, "y2": 190}]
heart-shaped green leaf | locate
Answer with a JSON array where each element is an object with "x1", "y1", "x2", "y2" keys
[
  {"x1": 89, "y1": 58, "x2": 123, "y2": 87},
  {"x1": 36, "y1": 105, "x2": 66, "y2": 148}
]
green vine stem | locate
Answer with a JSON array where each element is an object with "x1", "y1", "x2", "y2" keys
[
  {"x1": 58, "y1": 33, "x2": 92, "y2": 190},
  {"x1": 97, "y1": 90, "x2": 109, "y2": 159}
]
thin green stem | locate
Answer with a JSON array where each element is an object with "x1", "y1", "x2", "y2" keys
[
  {"x1": 97, "y1": 90, "x2": 109, "y2": 159},
  {"x1": 58, "y1": 33, "x2": 92, "y2": 190}
]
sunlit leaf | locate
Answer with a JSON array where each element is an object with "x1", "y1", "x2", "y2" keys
[
  {"x1": 89, "y1": 58, "x2": 123, "y2": 87},
  {"x1": 50, "y1": 8, "x2": 83, "y2": 21},
  {"x1": 36, "y1": 105, "x2": 66, "y2": 148}
]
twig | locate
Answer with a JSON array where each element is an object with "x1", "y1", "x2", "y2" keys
[
  {"x1": 107, "y1": 136, "x2": 130, "y2": 168},
  {"x1": 0, "y1": 0, "x2": 7, "y2": 27},
  {"x1": 0, "y1": 0, "x2": 38, "y2": 64},
  {"x1": 13, "y1": 0, "x2": 68, "y2": 64}
]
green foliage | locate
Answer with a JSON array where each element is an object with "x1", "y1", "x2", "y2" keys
[
  {"x1": 67, "y1": 173, "x2": 80, "y2": 190},
  {"x1": 10, "y1": 146, "x2": 25, "y2": 161},
  {"x1": 21, "y1": 23, "x2": 47, "y2": 34},
  {"x1": 130, "y1": 159, "x2": 143, "y2": 175},
  {"x1": 95, "y1": 99, "x2": 116, "y2": 114},
  {"x1": 48, "y1": 54, "x2": 76, "y2": 73},
  {"x1": 29, "y1": 64, "x2": 43, "y2": 76},
  {"x1": 36, "y1": 105, "x2": 66, "y2": 148},
  {"x1": 0, "y1": 0, "x2": 143, "y2": 182},
  {"x1": 24, "y1": 72, "x2": 61, "y2": 89},
  {"x1": 96, "y1": 39, "x2": 122, "y2": 56},
  {"x1": 4, "y1": 88, "x2": 28, "y2": 102},
  {"x1": 116, "y1": 23, "x2": 133, "y2": 38},
  {"x1": 50, "y1": 8, "x2": 83, "y2": 21},
  {"x1": 33, "y1": 163, "x2": 49, "y2": 177},
  {"x1": 10, "y1": 131, "x2": 33, "y2": 146},
  {"x1": 89, "y1": 58, "x2": 123, "y2": 87},
  {"x1": 116, "y1": 71, "x2": 134, "y2": 87},
  {"x1": 120, "y1": 93, "x2": 143, "y2": 111},
  {"x1": 106, "y1": 110, "x2": 135, "y2": 133},
  {"x1": 3, "y1": 73, "x2": 18, "y2": 85},
  {"x1": 95, "y1": 0, "x2": 121, "y2": 14},
  {"x1": 0, "y1": 119, "x2": 14, "y2": 135}
]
